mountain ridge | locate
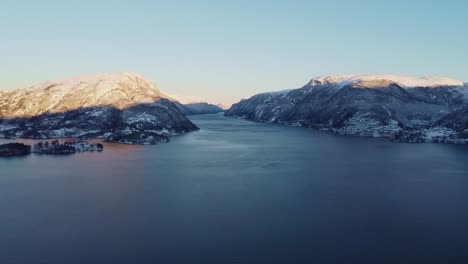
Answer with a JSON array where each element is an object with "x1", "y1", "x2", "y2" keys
[
  {"x1": 226, "y1": 74, "x2": 468, "y2": 144},
  {"x1": 307, "y1": 75, "x2": 464, "y2": 89},
  {"x1": 0, "y1": 73, "x2": 198, "y2": 144},
  {"x1": 0, "y1": 72, "x2": 169, "y2": 119},
  {"x1": 168, "y1": 94, "x2": 225, "y2": 114}
]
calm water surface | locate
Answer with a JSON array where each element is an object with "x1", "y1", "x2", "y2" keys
[{"x1": 1, "y1": 113, "x2": 468, "y2": 264}]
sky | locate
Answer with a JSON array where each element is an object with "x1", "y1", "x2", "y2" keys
[{"x1": 1, "y1": 0, "x2": 467, "y2": 105}]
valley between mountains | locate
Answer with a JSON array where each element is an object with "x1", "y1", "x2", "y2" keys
[{"x1": 1, "y1": 73, "x2": 467, "y2": 145}]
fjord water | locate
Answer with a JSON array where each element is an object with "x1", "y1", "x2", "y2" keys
[{"x1": 1, "y1": 113, "x2": 468, "y2": 264}]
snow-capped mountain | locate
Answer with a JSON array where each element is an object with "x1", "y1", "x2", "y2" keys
[
  {"x1": 168, "y1": 94, "x2": 224, "y2": 115},
  {"x1": 307, "y1": 75, "x2": 464, "y2": 88},
  {"x1": 0, "y1": 73, "x2": 198, "y2": 144},
  {"x1": 217, "y1": 103, "x2": 232, "y2": 110},
  {"x1": 226, "y1": 74, "x2": 468, "y2": 144},
  {"x1": 167, "y1": 94, "x2": 232, "y2": 111}
]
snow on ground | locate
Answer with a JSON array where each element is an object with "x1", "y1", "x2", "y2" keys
[
  {"x1": 126, "y1": 113, "x2": 158, "y2": 124},
  {"x1": 0, "y1": 125, "x2": 16, "y2": 132},
  {"x1": 1, "y1": 72, "x2": 169, "y2": 118},
  {"x1": 307, "y1": 75, "x2": 464, "y2": 88},
  {"x1": 421, "y1": 127, "x2": 457, "y2": 141},
  {"x1": 333, "y1": 117, "x2": 401, "y2": 137}
]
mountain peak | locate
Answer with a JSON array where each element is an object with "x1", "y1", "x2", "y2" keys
[
  {"x1": 307, "y1": 75, "x2": 464, "y2": 89},
  {"x1": 1, "y1": 72, "x2": 167, "y2": 119}
]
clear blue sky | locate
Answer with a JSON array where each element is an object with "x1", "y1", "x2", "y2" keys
[{"x1": 1, "y1": 0, "x2": 467, "y2": 104}]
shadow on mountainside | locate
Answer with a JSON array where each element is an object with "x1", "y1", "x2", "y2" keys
[{"x1": 0, "y1": 98, "x2": 199, "y2": 145}]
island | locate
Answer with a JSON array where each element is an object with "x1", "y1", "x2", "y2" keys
[
  {"x1": 0, "y1": 143, "x2": 32, "y2": 157},
  {"x1": 0, "y1": 140, "x2": 103, "y2": 157},
  {"x1": 33, "y1": 140, "x2": 104, "y2": 154}
]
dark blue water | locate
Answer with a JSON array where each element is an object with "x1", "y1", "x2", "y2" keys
[{"x1": 1, "y1": 113, "x2": 468, "y2": 264}]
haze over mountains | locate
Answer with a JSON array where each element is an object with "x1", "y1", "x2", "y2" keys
[
  {"x1": 226, "y1": 75, "x2": 468, "y2": 144},
  {"x1": 168, "y1": 94, "x2": 224, "y2": 115},
  {"x1": 177, "y1": 103, "x2": 224, "y2": 116}
]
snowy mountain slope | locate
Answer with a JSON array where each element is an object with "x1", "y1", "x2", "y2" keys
[
  {"x1": 226, "y1": 74, "x2": 467, "y2": 144},
  {"x1": 0, "y1": 72, "x2": 172, "y2": 118},
  {"x1": 217, "y1": 103, "x2": 232, "y2": 110},
  {"x1": 436, "y1": 106, "x2": 468, "y2": 132},
  {"x1": 0, "y1": 73, "x2": 198, "y2": 144},
  {"x1": 307, "y1": 75, "x2": 464, "y2": 89}
]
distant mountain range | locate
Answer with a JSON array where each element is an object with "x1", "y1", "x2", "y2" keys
[
  {"x1": 226, "y1": 75, "x2": 468, "y2": 144},
  {"x1": 168, "y1": 94, "x2": 225, "y2": 114},
  {"x1": 0, "y1": 73, "x2": 201, "y2": 144},
  {"x1": 168, "y1": 94, "x2": 210, "y2": 105},
  {"x1": 177, "y1": 103, "x2": 224, "y2": 115}
]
